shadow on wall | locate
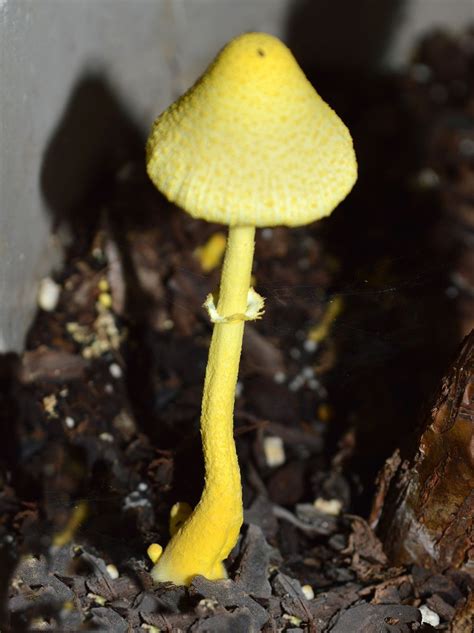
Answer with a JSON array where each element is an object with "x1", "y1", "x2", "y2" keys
[
  {"x1": 38, "y1": 66, "x2": 171, "y2": 426},
  {"x1": 40, "y1": 72, "x2": 145, "y2": 245},
  {"x1": 285, "y1": 0, "x2": 405, "y2": 71}
]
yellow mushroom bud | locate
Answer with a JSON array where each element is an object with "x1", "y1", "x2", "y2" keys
[
  {"x1": 147, "y1": 543, "x2": 163, "y2": 564},
  {"x1": 195, "y1": 232, "x2": 227, "y2": 272},
  {"x1": 146, "y1": 32, "x2": 357, "y2": 586}
]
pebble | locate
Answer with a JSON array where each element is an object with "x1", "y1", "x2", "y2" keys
[
  {"x1": 65, "y1": 416, "x2": 75, "y2": 429},
  {"x1": 263, "y1": 436, "x2": 286, "y2": 468},
  {"x1": 87, "y1": 593, "x2": 106, "y2": 606},
  {"x1": 303, "y1": 339, "x2": 318, "y2": 353},
  {"x1": 123, "y1": 490, "x2": 151, "y2": 511},
  {"x1": 106, "y1": 564, "x2": 119, "y2": 580},
  {"x1": 99, "y1": 432, "x2": 114, "y2": 443},
  {"x1": 29, "y1": 618, "x2": 50, "y2": 630},
  {"x1": 109, "y1": 363, "x2": 122, "y2": 379},
  {"x1": 274, "y1": 371, "x2": 286, "y2": 384},
  {"x1": 42, "y1": 394, "x2": 58, "y2": 417},
  {"x1": 419, "y1": 605, "x2": 440, "y2": 627},
  {"x1": 37, "y1": 277, "x2": 60, "y2": 312},
  {"x1": 314, "y1": 497, "x2": 342, "y2": 516},
  {"x1": 301, "y1": 584, "x2": 314, "y2": 600}
]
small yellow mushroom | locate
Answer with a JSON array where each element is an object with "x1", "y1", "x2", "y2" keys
[
  {"x1": 146, "y1": 32, "x2": 357, "y2": 586},
  {"x1": 308, "y1": 296, "x2": 343, "y2": 343},
  {"x1": 147, "y1": 543, "x2": 163, "y2": 564},
  {"x1": 195, "y1": 232, "x2": 227, "y2": 272},
  {"x1": 52, "y1": 501, "x2": 88, "y2": 547},
  {"x1": 98, "y1": 292, "x2": 113, "y2": 309}
]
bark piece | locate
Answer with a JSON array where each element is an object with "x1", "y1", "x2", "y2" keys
[
  {"x1": 330, "y1": 603, "x2": 421, "y2": 633},
  {"x1": 234, "y1": 524, "x2": 272, "y2": 599},
  {"x1": 191, "y1": 607, "x2": 254, "y2": 633},
  {"x1": 190, "y1": 576, "x2": 268, "y2": 631},
  {"x1": 372, "y1": 331, "x2": 474, "y2": 572},
  {"x1": 21, "y1": 347, "x2": 89, "y2": 383}
]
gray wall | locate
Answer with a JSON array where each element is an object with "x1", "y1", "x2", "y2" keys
[{"x1": 1, "y1": 0, "x2": 472, "y2": 352}]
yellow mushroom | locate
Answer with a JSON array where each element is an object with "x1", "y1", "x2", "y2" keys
[
  {"x1": 195, "y1": 232, "x2": 227, "y2": 272},
  {"x1": 146, "y1": 32, "x2": 357, "y2": 586}
]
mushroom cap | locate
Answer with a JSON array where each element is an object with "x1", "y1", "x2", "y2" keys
[{"x1": 147, "y1": 32, "x2": 357, "y2": 227}]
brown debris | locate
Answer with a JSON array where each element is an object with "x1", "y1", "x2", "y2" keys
[
  {"x1": 343, "y1": 516, "x2": 390, "y2": 583},
  {"x1": 21, "y1": 347, "x2": 89, "y2": 383},
  {"x1": 449, "y1": 591, "x2": 474, "y2": 633},
  {"x1": 373, "y1": 331, "x2": 474, "y2": 572},
  {"x1": 242, "y1": 326, "x2": 286, "y2": 377},
  {"x1": 330, "y1": 603, "x2": 421, "y2": 633}
]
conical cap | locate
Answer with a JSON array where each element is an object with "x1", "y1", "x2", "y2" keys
[{"x1": 147, "y1": 32, "x2": 357, "y2": 227}]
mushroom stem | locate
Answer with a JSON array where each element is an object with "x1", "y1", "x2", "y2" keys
[{"x1": 151, "y1": 224, "x2": 255, "y2": 585}]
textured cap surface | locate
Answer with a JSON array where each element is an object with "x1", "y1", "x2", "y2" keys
[{"x1": 147, "y1": 32, "x2": 357, "y2": 227}]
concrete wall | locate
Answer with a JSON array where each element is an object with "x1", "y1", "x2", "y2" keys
[{"x1": 1, "y1": 0, "x2": 472, "y2": 352}]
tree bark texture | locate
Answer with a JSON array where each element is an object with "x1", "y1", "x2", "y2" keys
[{"x1": 370, "y1": 331, "x2": 474, "y2": 573}]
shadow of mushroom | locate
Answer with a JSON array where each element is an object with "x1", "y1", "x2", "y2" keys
[{"x1": 34, "y1": 71, "x2": 179, "y2": 584}]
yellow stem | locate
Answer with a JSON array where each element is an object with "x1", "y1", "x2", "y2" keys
[{"x1": 152, "y1": 224, "x2": 255, "y2": 585}]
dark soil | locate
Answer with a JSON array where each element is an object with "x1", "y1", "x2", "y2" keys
[{"x1": 1, "y1": 26, "x2": 473, "y2": 633}]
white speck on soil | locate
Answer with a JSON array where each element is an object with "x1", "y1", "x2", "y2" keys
[
  {"x1": 65, "y1": 417, "x2": 75, "y2": 429},
  {"x1": 109, "y1": 363, "x2": 122, "y2": 379},
  {"x1": 419, "y1": 605, "x2": 440, "y2": 627},
  {"x1": 235, "y1": 381, "x2": 243, "y2": 398},
  {"x1": 37, "y1": 277, "x2": 60, "y2": 312},
  {"x1": 314, "y1": 497, "x2": 342, "y2": 516},
  {"x1": 263, "y1": 436, "x2": 286, "y2": 468},
  {"x1": 274, "y1": 371, "x2": 286, "y2": 384},
  {"x1": 106, "y1": 564, "x2": 119, "y2": 580},
  {"x1": 303, "y1": 339, "x2": 318, "y2": 353}
]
